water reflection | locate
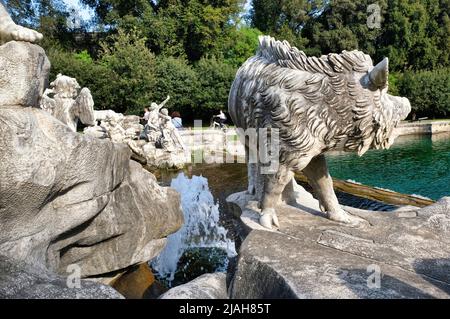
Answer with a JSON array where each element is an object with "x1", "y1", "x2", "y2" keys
[{"x1": 326, "y1": 133, "x2": 450, "y2": 200}]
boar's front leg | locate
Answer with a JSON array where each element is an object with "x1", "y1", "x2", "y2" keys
[
  {"x1": 260, "y1": 165, "x2": 294, "y2": 229},
  {"x1": 302, "y1": 155, "x2": 368, "y2": 227}
]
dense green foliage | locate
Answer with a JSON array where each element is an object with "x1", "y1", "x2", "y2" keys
[
  {"x1": 6, "y1": 0, "x2": 450, "y2": 120},
  {"x1": 152, "y1": 56, "x2": 200, "y2": 118},
  {"x1": 251, "y1": 0, "x2": 450, "y2": 72},
  {"x1": 399, "y1": 68, "x2": 450, "y2": 118}
]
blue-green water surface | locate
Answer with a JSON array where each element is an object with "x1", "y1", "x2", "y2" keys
[{"x1": 326, "y1": 133, "x2": 450, "y2": 200}]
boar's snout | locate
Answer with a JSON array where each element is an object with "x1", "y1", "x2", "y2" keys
[{"x1": 389, "y1": 95, "x2": 411, "y2": 121}]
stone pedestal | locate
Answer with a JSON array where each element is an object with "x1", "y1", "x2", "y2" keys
[{"x1": 227, "y1": 186, "x2": 450, "y2": 298}]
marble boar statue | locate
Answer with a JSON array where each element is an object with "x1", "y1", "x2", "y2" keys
[
  {"x1": 41, "y1": 73, "x2": 95, "y2": 132},
  {"x1": 229, "y1": 36, "x2": 411, "y2": 229}
]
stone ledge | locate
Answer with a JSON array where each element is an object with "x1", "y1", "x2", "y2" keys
[{"x1": 227, "y1": 188, "x2": 450, "y2": 299}]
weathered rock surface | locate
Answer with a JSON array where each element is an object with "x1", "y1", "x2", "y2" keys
[
  {"x1": 0, "y1": 41, "x2": 50, "y2": 107},
  {"x1": 159, "y1": 273, "x2": 228, "y2": 299},
  {"x1": 0, "y1": 16, "x2": 185, "y2": 299},
  {"x1": 0, "y1": 255, "x2": 124, "y2": 299},
  {"x1": 227, "y1": 190, "x2": 450, "y2": 299},
  {"x1": 0, "y1": 106, "x2": 184, "y2": 278}
]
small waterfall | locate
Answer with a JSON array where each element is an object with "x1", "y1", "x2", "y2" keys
[{"x1": 151, "y1": 173, "x2": 237, "y2": 286}]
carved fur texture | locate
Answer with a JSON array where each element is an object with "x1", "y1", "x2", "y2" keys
[{"x1": 229, "y1": 36, "x2": 411, "y2": 168}]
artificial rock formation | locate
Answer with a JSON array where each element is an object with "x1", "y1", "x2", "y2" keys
[
  {"x1": 0, "y1": 106, "x2": 183, "y2": 276},
  {"x1": 227, "y1": 186, "x2": 450, "y2": 298},
  {"x1": 0, "y1": 255, "x2": 123, "y2": 299},
  {"x1": 0, "y1": 7, "x2": 184, "y2": 298},
  {"x1": 40, "y1": 73, "x2": 95, "y2": 132},
  {"x1": 0, "y1": 41, "x2": 49, "y2": 107},
  {"x1": 229, "y1": 35, "x2": 411, "y2": 229},
  {"x1": 159, "y1": 273, "x2": 228, "y2": 299}
]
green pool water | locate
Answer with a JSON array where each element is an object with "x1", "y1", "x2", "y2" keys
[{"x1": 326, "y1": 133, "x2": 450, "y2": 200}]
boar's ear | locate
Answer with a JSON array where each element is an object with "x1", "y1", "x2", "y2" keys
[{"x1": 369, "y1": 57, "x2": 389, "y2": 89}]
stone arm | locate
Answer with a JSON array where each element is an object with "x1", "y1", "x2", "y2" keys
[
  {"x1": 158, "y1": 112, "x2": 173, "y2": 128},
  {"x1": 72, "y1": 88, "x2": 95, "y2": 126},
  {"x1": 157, "y1": 95, "x2": 170, "y2": 111},
  {"x1": 40, "y1": 88, "x2": 56, "y2": 114}
]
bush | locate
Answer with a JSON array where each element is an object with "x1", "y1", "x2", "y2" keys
[
  {"x1": 153, "y1": 56, "x2": 200, "y2": 121},
  {"x1": 194, "y1": 57, "x2": 237, "y2": 120},
  {"x1": 399, "y1": 68, "x2": 450, "y2": 118},
  {"x1": 100, "y1": 28, "x2": 156, "y2": 115},
  {"x1": 217, "y1": 27, "x2": 263, "y2": 68},
  {"x1": 48, "y1": 48, "x2": 121, "y2": 111}
]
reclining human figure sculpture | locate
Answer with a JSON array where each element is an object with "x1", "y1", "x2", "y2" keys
[
  {"x1": 229, "y1": 36, "x2": 411, "y2": 229},
  {"x1": 0, "y1": 1, "x2": 42, "y2": 44}
]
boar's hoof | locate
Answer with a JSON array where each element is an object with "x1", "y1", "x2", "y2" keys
[
  {"x1": 260, "y1": 208, "x2": 280, "y2": 230},
  {"x1": 328, "y1": 209, "x2": 369, "y2": 228}
]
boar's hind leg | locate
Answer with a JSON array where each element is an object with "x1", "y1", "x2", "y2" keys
[
  {"x1": 260, "y1": 165, "x2": 294, "y2": 229},
  {"x1": 302, "y1": 155, "x2": 368, "y2": 227}
]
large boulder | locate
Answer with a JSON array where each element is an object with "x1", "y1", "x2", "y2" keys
[
  {"x1": 0, "y1": 41, "x2": 50, "y2": 107},
  {"x1": 0, "y1": 26, "x2": 185, "y2": 299},
  {"x1": 0, "y1": 255, "x2": 124, "y2": 299},
  {"x1": 159, "y1": 273, "x2": 228, "y2": 299},
  {"x1": 0, "y1": 106, "x2": 184, "y2": 277},
  {"x1": 227, "y1": 189, "x2": 450, "y2": 299}
]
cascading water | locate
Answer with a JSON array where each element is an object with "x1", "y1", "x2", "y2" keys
[{"x1": 151, "y1": 173, "x2": 237, "y2": 286}]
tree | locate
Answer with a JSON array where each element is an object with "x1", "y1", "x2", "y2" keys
[
  {"x1": 217, "y1": 26, "x2": 263, "y2": 67},
  {"x1": 153, "y1": 56, "x2": 200, "y2": 120},
  {"x1": 81, "y1": 0, "x2": 245, "y2": 61},
  {"x1": 195, "y1": 57, "x2": 237, "y2": 116},
  {"x1": 249, "y1": 0, "x2": 323, "y2": 50},
  {"x1": 100, "y1": 28, "x2": 156, "y2": 114},
  {"x1": 4, "y1": 0, "x2": 69, "y2": 38},
  {"x1": 377, "y1": 0, "x2": 450, "y2": 71},
  {"x1": 3, "y1": 0, "x2": 35, "y2": 27},
  {"x1": 80, "y1": 0, "x2": 151, "y2": 26},
  {"x1": 251, "y1": 0, "x2": 450, "y2": 71},
  {"x1": 300, "y1": 0, "x2": 388, "y2": 57}
]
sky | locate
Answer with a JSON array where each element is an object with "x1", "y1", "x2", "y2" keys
[
  {"x1": 63, "y1": 0, "x2": 94, "y2": 21},
  {"x1": 63, "y1": 0, "x2": 253, "y2": 22}
]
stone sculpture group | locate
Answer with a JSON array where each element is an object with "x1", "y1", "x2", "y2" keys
[
  {"x1": 83, "y1": 95, "x2": 188, "y2": 168},
  {"x1": 0, "y1": 2, "x2": 183, "y2": 298},
  {"x1": 40, "y1": 73, "x2": 95, "y2": 132},
  {"x1": 34, "y1": 68, "x2": 187, "y2": 169},
  {"x1": 229, "y1": 36, "x2": 412, "y2": 229}
]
